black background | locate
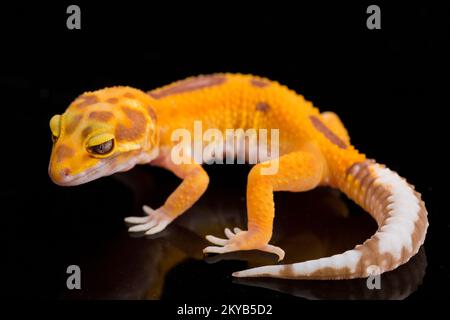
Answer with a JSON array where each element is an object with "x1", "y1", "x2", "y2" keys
[{"x1": 1, "y1": 1, "x2": 448, "y2": 301}]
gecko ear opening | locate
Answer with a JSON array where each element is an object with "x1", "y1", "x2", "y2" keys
[{"x1": 50, "y1": 114, "x2": 61, "y2": 141}]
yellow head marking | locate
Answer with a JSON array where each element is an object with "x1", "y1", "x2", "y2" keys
[
  {"x1": 48, "y1": 87, "x2": 159, "y2": 186},
  {"x1": 50, "y1": 114, "x2": 61, "y2": 139}
]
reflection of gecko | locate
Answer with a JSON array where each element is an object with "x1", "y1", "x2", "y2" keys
[{"x1": 48, "y1": 73, "x2": 428, "y2": 280}]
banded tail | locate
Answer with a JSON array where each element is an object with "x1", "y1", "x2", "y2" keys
[{"x1": 233, "y1": 160, "x2": 428, "y2": 280}]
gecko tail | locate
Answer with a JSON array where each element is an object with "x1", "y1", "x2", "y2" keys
[{"x1": 233, "y1": 160, "x2": 428, "y2": 280}]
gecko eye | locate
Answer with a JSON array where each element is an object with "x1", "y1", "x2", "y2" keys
[
  {"x1": 86, "y1": 133, "x2": 115, "y2": 157},
  {"x1": 87, "y1": 139, "x2": 114, "y2": 155}
]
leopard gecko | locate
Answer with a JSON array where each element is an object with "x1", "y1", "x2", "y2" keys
[{"x1": 48, "y1": 73, "x2": 428, "y2": 279}]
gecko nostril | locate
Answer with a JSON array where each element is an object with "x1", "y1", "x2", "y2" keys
[{"x1": 63, "y1": 168, "x2": 71, "y2": 177}]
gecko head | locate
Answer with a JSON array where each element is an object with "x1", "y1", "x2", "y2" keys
[{"x1": 48, "y1": 87, "x2": 159, "y2": 186}]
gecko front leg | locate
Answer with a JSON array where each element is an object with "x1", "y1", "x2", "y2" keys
[{"x1": 125, "y1": 155, "x2": 210, "y2": 235}]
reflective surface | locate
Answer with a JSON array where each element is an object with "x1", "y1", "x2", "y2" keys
[{"x1": 60, "y1": 165, "x2": 426, "y2": 300}]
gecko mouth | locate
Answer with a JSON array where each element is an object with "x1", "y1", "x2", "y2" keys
[
  {"x1": 52, "y1": 154, "x2": 133, "y2": 186},
  {"x1": 52, "y1": 148, "x2": 159, "y2": 186},
  {"x1": 52, "y1": 159, "x2": 117, "y2": 186}
]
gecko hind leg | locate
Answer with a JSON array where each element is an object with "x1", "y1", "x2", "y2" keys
[
  {"x1": 321, "y1": 111, "x2": 350, "y2": 144},
  {"x1": 204, "y1": 147, "x2": 326, "y2": 262}
]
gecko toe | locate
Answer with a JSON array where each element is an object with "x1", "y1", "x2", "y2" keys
[
  {"x1": 124, "y1": 216, "x2": 149, "y2": 224},
  {"x1": 144, "y1": 219, "x2": 171, "y2": 235},
  {"x1": 203, "y1": 246, "x2": 228, "y2": 254},
  {"x1": 260, "y1": 244, "x2": 285, "y2": 261},
  {"x1": 206, "y1": 235, "x2": 228, "y2": 246},
  {"x1": 142, "y1": 205, "x2": 156, "y2": 215},
  {"x1": 233, "y1": 227, "x2": 243, "y2": 234},
  {"x1": 224, "y1": 228, "x2": 235, "y2": 239},
  {"x1": 126, "y1": 207, "x2": 173, "y2": 235},
  {"x1": 128, "y1": 221, "x2": 157, "y2": 232}
]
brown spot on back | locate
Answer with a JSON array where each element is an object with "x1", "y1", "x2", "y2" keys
[
  {"x1": 123, "y1": 92, "x2": 135, "y2": 99},
  {"x1": 310, "y1": 115, "x2": 347, "y2": 149},
  {"x1": 106, "y1": 97, "x2": 119, "y2": 104},
  {"x1": 250, "y1": 78, "x2": 270, "y2": 88},
  {"x1": 256, "y1": 102, "x2": 270, "y2": 112},
  {"x1": 148, "y1": 74, "x2": 227, "y2": 99},
  {"x1": 89, "y1": 111, "x2": 113, "y2": 122},
  {"x1": 81, "y1": 126, "x2": 93, "y2": 139},
  {"x1": 75, "y1": 94, "x2": 99, "y2": 108},
  {"x1": 115, "y1": 107, "x2": 146, "y2": 141},
  {"x1": 55, "y1": 144, "x2": 74, "y2": 163},
  {"x1": 65, "y1": 115, "x2": 82, "y2": 135}
]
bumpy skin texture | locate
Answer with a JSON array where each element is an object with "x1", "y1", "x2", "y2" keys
[{"x1": 48, "y1": 73, "x2": 428, "y2": 280}]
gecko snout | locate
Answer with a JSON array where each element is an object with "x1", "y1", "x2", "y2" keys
[{"x1": 48, "y1": 165, "x2": 73, "y2": 186}]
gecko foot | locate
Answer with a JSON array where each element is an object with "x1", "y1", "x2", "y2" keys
[
  {"x1": 124, "y1": 206, "x2": 173, "y2": 235},
  {"x1": 204, "y1": 227, "x2": 285, "y2": 261}
]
